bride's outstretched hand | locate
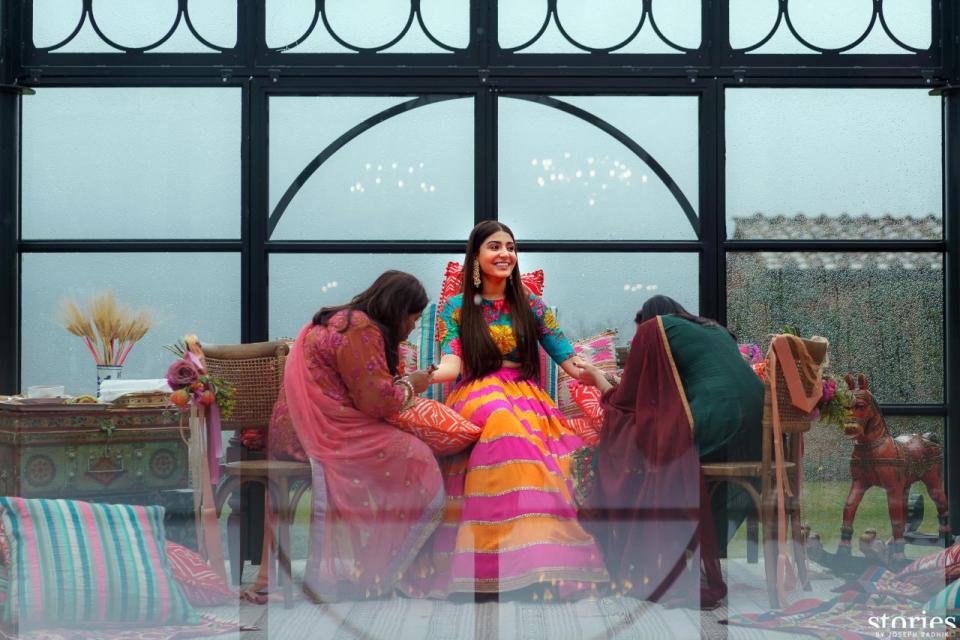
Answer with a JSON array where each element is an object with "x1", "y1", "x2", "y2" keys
[{"x1": 579, "y1": 362, "x2": 607, "y2": 388}]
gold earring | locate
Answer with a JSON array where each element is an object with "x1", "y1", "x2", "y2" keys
[{"x1": 472, "y1": 261, "x2": 481, "y2": 287}]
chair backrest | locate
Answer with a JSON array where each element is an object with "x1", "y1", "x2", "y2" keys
[
  {"x1": 760, "y1": 336, "x2": 829, "y2": 492},
  {"x1": 201, "y1": 341, "x2": 290, "y2": 431}
]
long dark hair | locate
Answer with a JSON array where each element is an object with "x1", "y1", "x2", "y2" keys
[
  {"x1": 460, "y1": 221, "x2": 540, "y2": 382},
  {"x1": 313, "y1": 270, "x2": 428, "y2": 375},
  {"x1": 635, "y1": 295, "x2": 736, "y2": 340}
]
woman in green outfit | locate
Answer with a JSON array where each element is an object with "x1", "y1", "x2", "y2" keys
[{"x1": 584, "y1": 295, "x2": 764, "y2": 556}]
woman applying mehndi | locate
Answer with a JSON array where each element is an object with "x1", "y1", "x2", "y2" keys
[
  {"x1": 579, "y1": 295, "x2": 761, "y2": 608},
  {"x1": 279, "y1": 270, "x2": 443, "y2": 601},
  {"x1": 425, "y1": 220, "x2": 609, "y2": 597}
]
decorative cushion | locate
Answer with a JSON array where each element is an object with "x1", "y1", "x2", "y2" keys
[
  {"x1": 398, "y1": 340, "x2": 418, "y2": 376},
  {"x1": 538, "y1": 342, "x2": 559, "y2": 403},
  {"x1": 387, "y1": 397, "x2": 482, "y2": 456},
  {"x1": 569, "y1": 382, "x2": 605, "y2": 423},
  {"x1": 556, "y1": 329, "x2": 618, "y2": 418},
  {"x1": 165, "y1": 542, "x2": 233, "y2": 607},
  {"x1": 0, "y1": 497, "x2": 198, "y2": 628},
  {"x1": 566, "y1": 416, "x2": 601, "y2": 447},
  {"x1": 414, "y1": 304, "x2": 455, "y2": 404},
  {"x1": 923, "y1": 576, "x2": 960, "y2": 619},
  {"x1": 897, "y1": 543, "x2": 960, "y2": 591}
]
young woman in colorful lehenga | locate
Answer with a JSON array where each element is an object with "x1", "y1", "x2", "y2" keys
[
  {"x1": 415, "y1": 220, "x2": 609, "y2": 598},
  {"x1": 275, "y1": 270, "x2": 444, "y2": 601}
]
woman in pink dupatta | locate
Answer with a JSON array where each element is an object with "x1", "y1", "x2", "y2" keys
[{"x1": 282, "y1": 271, "x2": 443, "y2": 601}]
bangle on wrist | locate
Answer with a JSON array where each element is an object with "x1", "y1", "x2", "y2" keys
[{"x1": 396, "y1": 377, "x2": 416, "y2": 411}]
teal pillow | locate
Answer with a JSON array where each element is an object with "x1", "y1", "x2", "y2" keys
[
  {"x1": 924, "y1": 576, "x2": 960, "y2": 623},
  {"x1": 0, "y1": 497, "x2": 198, "y2": 629}
]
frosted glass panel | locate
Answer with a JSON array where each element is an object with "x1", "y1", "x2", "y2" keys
[
  {"x1": 23, "y1": 88, "x2": 241, "y2": 239},
  {"x1": 500, "y1": 0, "x2": 701, "y2": 53},
  {"x1": 726, "y1": 89, "x2": 941, "y2": 240},
  {"x1": 21, "y1": 253, "x2": 241, "y2": 396},
  {"x1": 729, "y1": 0, "x2": 931, "y2": 54},
  {"x1": 270, "y1": 252, "x2": 697, "y2": 350},
  {"x1": 269, "y1": 96, "x2": 472, "y2": 240},
  {"x1": 500, "y1": 96, "x2": 699, "y2": 241},
  {"x1": 269, "y1": 254, "x2": 462, "y2": 341},
  {"x1": 33, "y1": 0, "x2": 237, "y2": 53},
  {"x1": 265, "y1": 0, "x2": 469, "y2": 53},
  {"x1": 521, "y1": 252, "x2": 699, "y2": 343},
  {"x1": 727, "y1": 251, "x2": 943, "y2": 403}
]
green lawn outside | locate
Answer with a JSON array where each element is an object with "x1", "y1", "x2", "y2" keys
[{"x1": 728, "y1": 479, "x2": 943, "y2": 561}]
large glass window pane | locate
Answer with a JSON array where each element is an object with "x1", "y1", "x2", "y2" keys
[
  {"x1": 21, "y1": 253, "x2": 241, "y2": 396},
  {"x1": 729, "y1": 0, "x2": 931, "y2": 54},
  {"x1": 499, "y1": 96, "x2": 699, "y2": 241},
  {"x1": 269, "y1": 96, "x2": 473, "y2": 240},
  {"x1": 269, "y1": 253, "x2": 462, "y2": 342},
  {"x1": 499, "y1": 0, "x2": 701, "y2": 54},
  {"x1": 521, "y1": 252, "x2": 699, "y2": 344},
  {"x1": 726, "y1": 251, "x2": 944, "y2": 404},
  {"x1": 33, "y1": 0, "x2": 237, "y2": 53},
  {"x1": 269, "y1": 252, "x2": 697, "y2": 350},
  {"x1": 265, "y1": 0, "x2": 469, "y2": 53},
  {"x1": 726, "y1": 89, "x2": 941, "y2": 240},
  {"x1": 23, "y1": 88, "x2": 241, "y2": 239}
]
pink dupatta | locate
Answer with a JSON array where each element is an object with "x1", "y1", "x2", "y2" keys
[{"x1": 284, "y1": 320, "x2": 444, "y2": 599}]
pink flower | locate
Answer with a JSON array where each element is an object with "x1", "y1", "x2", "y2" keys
[
  {"x1": 809, "y1": 408, "x2": 821, "y2": 422},
  {"x1": 821, "y1": 378, "x2": 837, "y2": 404},
  {"x1": 166, "y1": 358, "x2": 199, "y2": 388}
]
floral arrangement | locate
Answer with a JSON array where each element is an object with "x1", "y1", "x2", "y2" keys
[
  {"x1": 163, "y1": 338, "x2": 234, "y2": 418},
  {"x1": 809, "y1": 374, "x2": 854, "y2": 430},
  {"x1": 59, "y1": 292, "x2": 152, "y2": 365}
]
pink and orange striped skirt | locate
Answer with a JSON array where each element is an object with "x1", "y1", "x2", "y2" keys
[{"x1": 404, "y1": 368, "x2": 609, "y2": 596}]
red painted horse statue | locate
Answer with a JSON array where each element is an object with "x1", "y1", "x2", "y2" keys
[{"x1": 839, "y1": 374, "x2": 950, "y2": 560}]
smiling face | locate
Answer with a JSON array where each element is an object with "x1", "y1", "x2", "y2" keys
[{"x1": 476, "y1": 230, "x2": 517, "y2": 283}]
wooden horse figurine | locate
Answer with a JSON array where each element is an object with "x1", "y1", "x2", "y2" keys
[{"x1": 839, "y1": 374, "x2": 950, "y2": 561}]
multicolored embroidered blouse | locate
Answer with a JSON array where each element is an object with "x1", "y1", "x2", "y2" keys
[{"x1": 437, "y1": 293, "x2": 576, "y2": 365}]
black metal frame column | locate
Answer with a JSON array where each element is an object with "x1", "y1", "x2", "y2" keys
[
  {"x1": 943, "y1": 0, "x2": 960, "y2": 534},
  {"x1": 0, "y1": 0, "x2": 26, "y2": 395}
]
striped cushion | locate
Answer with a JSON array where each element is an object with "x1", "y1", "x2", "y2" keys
[
  {"x1": 556, "y1": 329, "x2": 619, "y2": 418},
  {"x1": 416, "y1": 303, "x2": 454, "y2": 403},
  {"x1": 924, "y1": 577, "x2": 960, "y2": 617},
  {"x1": 0, "y1": 497, "x2": 197, "y2": 628}
]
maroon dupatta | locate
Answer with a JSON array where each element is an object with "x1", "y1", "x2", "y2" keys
[{"x1": 585, "y1": 315, "x2": 726, "y2": 607}]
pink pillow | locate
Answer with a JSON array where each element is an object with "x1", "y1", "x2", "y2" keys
[
  {"x1": 566, "y1": 416, "x2": 600, "y2": 447},
  {"x1": 556, "y1": 330, "x2": 618, "y2": 418},
  {"x1": 166, "y1": 542, "x2": 233, "y2": 606},
  {"x1": 387, "y1": 396, "x2": 482, "y2": 456},
  {"x1": 399, "y1": 340, "x2": 418, "y2": 376},
  {"x1": 569, "y1": 382, "x2": 604, "y2": 423}
]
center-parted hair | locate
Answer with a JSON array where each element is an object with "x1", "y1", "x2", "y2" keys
[{"x1": 460, "y1": 221, "x2": 541, "y2": 382}]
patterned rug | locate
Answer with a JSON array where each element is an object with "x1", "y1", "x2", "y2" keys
[{"x1": 725, "y1": 567, "x2": 955, "y2": 640}]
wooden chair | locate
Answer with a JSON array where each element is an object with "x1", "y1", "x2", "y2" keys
[
  {"x1": 703, "y1": 338, "x2": 827, "y2": 609},
  {"x1": 203, "y1": 340, "x2": 311, "y2": 608}
]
